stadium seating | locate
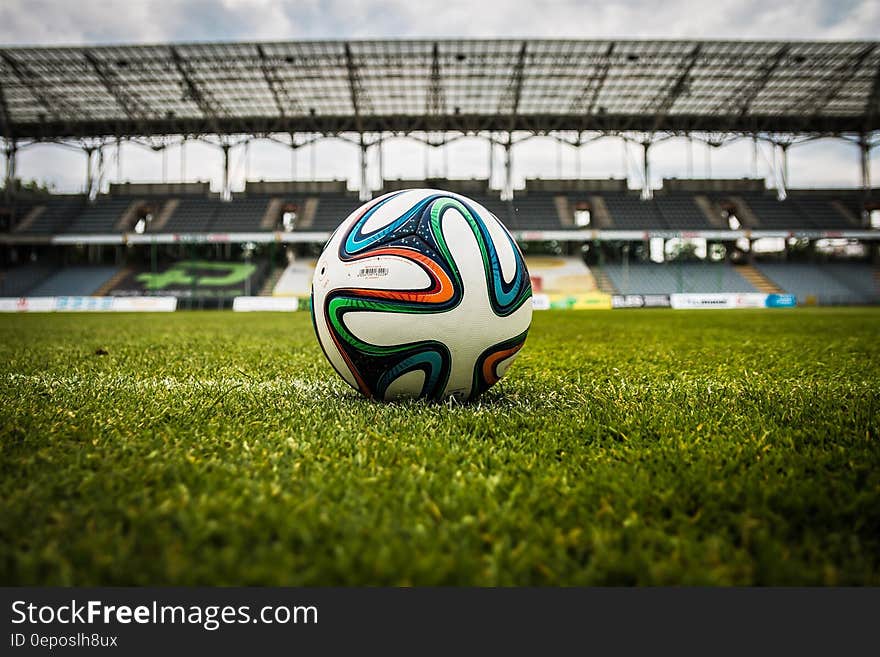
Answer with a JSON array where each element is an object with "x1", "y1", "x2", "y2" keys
[
  {"x1": 211, "y1": 195, "x2": 273, "y2": 232},
  {"x1": 654, "y1": 193, "x2": 716, "y2": 229},
  {"x1": 14, "y1": 196, "x2": 86, "y2": 234},
  {"x1": 2, "y1": 184, "x2": 874, "y2": 235},
  {"x1": 27, "y1": 266, "x2": 121, "y2": 296},
  {"x1": 508, "y1": 192, "x2": 562, "y2": 230},
  {"x1": 310, "y1": 194, "x2": 362, "y2": 231},
  {"x1": 158, "y1": 197, "x2": 218, "y2": 233},
  {"x1": 789, "y1": 197, "x2": 856, "y2": 230},
  {"x1": 756, "y1": 262, "x2": 878, "y2": 305},
  {"x1": 601, "y1": 262, "x2": 759, "y2": 294},
  {"x1": 600, "y1": 194, "x2": 662, "y2": 230},
  {"x1": 0, "y1": 263, "x2": 58, "y2": 296},
  {"x1": 66, "y1": 197, "x2": 134, "y2": 233}
]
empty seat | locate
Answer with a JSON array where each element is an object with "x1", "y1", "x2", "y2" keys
[
  {"x1": 27, "y1": 266, "x2": 121, "y2": 296},
  {"x1": 601, "y1": 262, "x2": 758, "y2": 294},
  {"x1": 755, "y1": 262, "x2": 876, "y2": 304}
]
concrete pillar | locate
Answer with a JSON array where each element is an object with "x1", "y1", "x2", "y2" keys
[
  {"x1": 778, "y1": 143, "x2": 789, "y2": 200},
  {"x1": 751, "y1": 135, "x2": 759, "y2": 179},
  {"x1": 3, "y1": 139, "x2": 16, "y2": 199},
  {"x1": 180, "y1": 138, "x2": 186, "y2": 183},
  {"x1": 641, "y1": 140, "x2": 651, "y2": 200},
  {"x1": 488, "y1": 136, "x2": 494, "y2": 188},
  {"x1": 686, "y1": 135, "x2": 694, "y2": 178},
  {"x1": 359, "y1": 134, "x2": 370, "y2": 202},
  {"x1": 115, "y1": 137, "x2": 123, "y2": 183},
  {"x1": 781, "y1": 144, "x2": 789, "y2": 194},
  {"x1": 859, "y1": 134, "x2": 871, "y2": 193},
  {"x1": 377, "y1": 134, "x2": 384, "y2": 190},
  {"x1": 221, "y1": 143, "x2": 231, "y2": 201},
  {"x1": 502, "y1": 135, "x2": 513, "y2": 201},
  {"x1": 84, "y1": 147, "x2": 94, "y2": 198}
]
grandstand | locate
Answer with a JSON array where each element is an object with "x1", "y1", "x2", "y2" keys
[{"x1": 1, "y1": 37, "x2": 878, "y2": 306}]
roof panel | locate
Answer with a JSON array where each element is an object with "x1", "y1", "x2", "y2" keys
[{"x1": 0, "y1": 38, "x2": 877, "y2": 138}]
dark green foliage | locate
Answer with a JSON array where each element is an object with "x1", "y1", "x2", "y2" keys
[{"x1": 1, "y1": 308, "x2": 878, "y2": 585}]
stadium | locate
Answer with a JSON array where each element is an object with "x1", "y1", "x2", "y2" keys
[{"x1": 1, "y1": 35, "x2": 879, "y2": 585}]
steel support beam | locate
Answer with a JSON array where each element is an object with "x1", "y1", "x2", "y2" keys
[
  {"x1": 649, "y1": 44, "x2": 701, "y2": 130},
  {"x1": 344, "y1": 43, "x2": 366, "y2": 135},
  {"x1": 0, "y1": 49, "x2": 84, "y2": 122},
  {"x1": 427, "y1": 42, "x2": 445, "y2": 116},
  {"x1": 720, "y1": 45, "x2": 789, "y2": 119},
  {"x1": 0, "y1": 69, "x2": 11, "y2": 141},
  {"x1": 170, "y1": 47, "x2": 223, "y2": 135},
  {"x1": 805, "y1": 44, "x2": 876, "y2": 116},
  {"x1": 83, "y1": 50, "x2": 146, "y2": 123},
  {"x1": 4, "y1": 111, "x2": 876, "y2": 141},
  {"x1": 257, "y1": 44, "x2": 297, "y2": 118},
  {"x1": 502, "y1": 42, "x2": 528, "y2": 129},
  {"x1": 866, "y1": 56, "x2": 880, "y2": 134},
  {"x1": 571, "y1": 43, "x2": 614, "y2": 114}
]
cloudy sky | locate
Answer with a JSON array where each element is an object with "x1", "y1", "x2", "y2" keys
[{"x1": 1, "y1": 0, "x2": 878, "y2": 194}]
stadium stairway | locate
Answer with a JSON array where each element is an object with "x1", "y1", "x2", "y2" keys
[
  {"x1": 587, "y1": 196, "x2": 614, "y2": 229},
  {"x1": 259, "y1": 267, "x2": 285, "y2": 296},
  {"x1": 150, "y1": 199, "x2": 179, "y2": 232},
  {"x1": 93, "y1": 266, "x2": 133, "y2": 296},
  {"x1": 554, "y1": 195, "x2": 574, "y2": 227},
  {"x1": 735, "y1": 264, "x2": 782, "y2": 293},
  {"x1": 593, "y1": 268, "x2": 617, "y2": 294},
  {"x1": 13, "y1": 206, "x2": 46, "y2": 232},
  {"x1": 260, "y1": 198, "x2": 286, "y2": 229},
  {"x1": 830, "y1": 200, "x2": 861, "y2": 226},
  {"x1": 693, "y1": 195, "x2": 728, "y2": 228}
]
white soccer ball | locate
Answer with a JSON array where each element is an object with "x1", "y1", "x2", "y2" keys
[{"x1": 311, "y1": 188, "x2": 532, "y2": 401}]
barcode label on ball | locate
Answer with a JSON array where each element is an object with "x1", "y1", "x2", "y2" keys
[{"x1": 358, "y1": 266, "x2": 389, "y2": 278}]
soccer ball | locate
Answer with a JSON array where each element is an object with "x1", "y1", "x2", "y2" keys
[{"x1": 311, "y1": 189, "x2": 532, "y2": 402}]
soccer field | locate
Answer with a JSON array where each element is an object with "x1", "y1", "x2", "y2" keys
[{"x1": 1, "y1": 308, "x2": 878, "y2": 585}]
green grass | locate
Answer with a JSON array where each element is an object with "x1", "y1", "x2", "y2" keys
[{"x1": 1, "y1": 308, "x2": 878, "y2": 585}]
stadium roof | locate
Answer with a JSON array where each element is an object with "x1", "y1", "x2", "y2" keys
[{"x1": 1, "y1": 38, "x2": 879, "y2": 140}]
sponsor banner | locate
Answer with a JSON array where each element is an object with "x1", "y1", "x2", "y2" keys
[
  {"x1": 233, "y1": 296, "x2": 300, "y2": 312},
  {"x1": 670, "y1": 293, "x2": 796, "y2": 309},
  {"x1": 0, "y1": 297, "x2": 177, "y2": 312},
  {"x1": 532, "y1": 292, "x2": 612, "y2": 310},
  {"x1": 109, "y1": 297, "x2": 178, "y2": 312},
  {"x1": 0, "y1": 297, "x2": 56, "y2": 312},
  {"x1": 644, "y1": 294, "x2": 672, "y2": 308},
  {"x1": 54, "y1": 296, "x2": 115, "y2": 312},
  {"x1": 611, "y1": 294, "x2": 672, "y2": 309},
  {"x1": 531, "y1": 294, "x2": 551, "y2": 311},
  {"x1": 765, "y1": 293, "x2": 797, "y2": 308},
  {"x1": 55, "y1": 296, "x2": 178, "y2": 312},
  {"x1": 670, "y1": 293, "x2": 762, "y2": 309}
]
